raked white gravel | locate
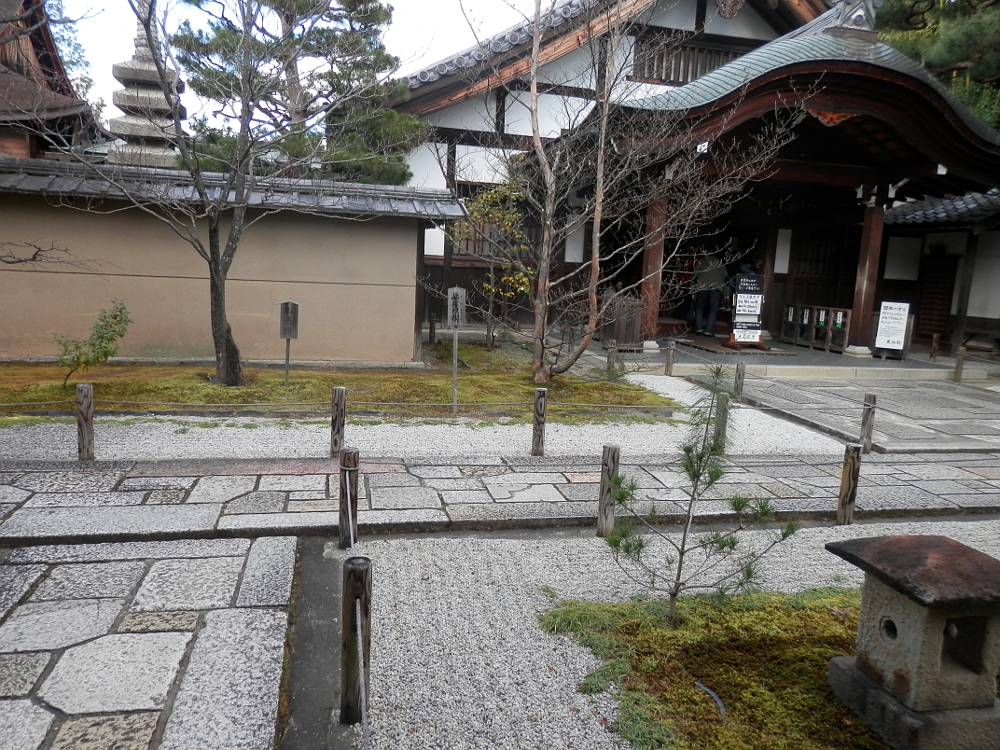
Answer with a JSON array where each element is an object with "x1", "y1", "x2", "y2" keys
[
  {"x1": 0, "y1": 374, "x2": 843, "y2": 460},
  {"x1": 362, "y1": 517, "x2": 1000, "y2": 750}
]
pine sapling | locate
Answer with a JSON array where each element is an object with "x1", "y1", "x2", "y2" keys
[{"x1": 604, "y1": 365, "x2": 798, "y2": 626}]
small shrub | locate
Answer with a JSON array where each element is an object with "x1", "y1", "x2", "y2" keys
[{"x1": 52, "y1": 298, "x2": 133, "y2": 387}]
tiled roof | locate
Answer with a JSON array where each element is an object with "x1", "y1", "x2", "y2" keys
[
  {"x1": 0, "y1": 157, "x2": 465, "y2": 220},
  {"x1": 616, "y1": 6, "x2": 1000, "y2": 146},
  {"x1": 0, "y1": 69, "x2": 90, "y2": 121},
  {"x1": 405, "y1": 0, "x2": 603, "y2": 90},
  {"x1": 885, "y1": 189, "x2": 1000, "y2": 227}
]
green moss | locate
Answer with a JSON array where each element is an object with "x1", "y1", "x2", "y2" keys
[
  {"x1": 0, "y1": 345, "x2": 675, "y2": 425},
  {"x1": 541, "y1": 589, "x2": 893, "y2": 750}
]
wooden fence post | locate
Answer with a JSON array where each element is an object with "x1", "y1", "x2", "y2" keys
[
  {"x1": 837, "y1": 444, "x2": 862, "y2": 525},
  {"x1": 531, "y1": 388, "x2": 547, "y2": 457},
  {"x1": 76, "y1": 383, "x2": 94, "y2": 461},
  {"x1": 339, "y1": 447, "x2": 360, "y2": 550},
  {"x1": 929, "y1": 333, "x2": 939, "y2": 362},
  {"x1": 597, "y1": 444, "x2": 620, "y2": 537},
  {"x1": 860, "y1": 393, "x2": 876, "y2": 455},
  {"x1": 428, "y1": 314, "x2": 436, "y2": 345},
  {"x1": 330, "y1": 387, "x2": 346, "y2": 458},
  {"x1": 712, "y1": 393, "x2": 729, "y2": 453},
  {"x1": 734, "y1": 362, "x2": 746, "y2": 403},
  {"x1": 954, "y1": 346, "x2": 966, "y2": 383},
  {"x1": 340, "y1": 556, "x2": 372, "y2": 725},
  {"x1": 664, "y1": 340, "x2": 675, "y2": 377},
  {"x1": 606, "y1": 340, "x2": 618, "y2": 378}
]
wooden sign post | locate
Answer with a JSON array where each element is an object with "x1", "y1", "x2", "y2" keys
[{"x1": 279, "y1": 301, "x2": 300, "y2": 386}]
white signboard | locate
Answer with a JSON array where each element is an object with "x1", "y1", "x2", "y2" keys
[
  {"x1": 734, "y1": 294, "x2": 763, "y2": 316},
  {"x1": 875, "y1": 301, "x2": 909, "y2": 350},
  {"x1": 734, "y1": 328, "x2": 761, "y2": 343}
]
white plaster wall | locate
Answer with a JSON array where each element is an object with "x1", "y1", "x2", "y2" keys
[
  {"x1": 969, "y1": 231, "x2": 1000, "y2": 319},
  {"x1": 703, "y1": 6, "x2": 779, "y2": 40},
  {"x1": 455, "y1": 144, "x2": 517, "y2": 184},
  {"x1": 646, "y1": 0, "x2": 695, "y2": 31},
  {"x1": 505, "y1": 91, "x2": 595, "y2": 137},
  {"x1": 425, "y1": 94, "x2": 494, "y2": 130},
  {"x1": 884, "y1": 237, "x2": 922, "y2": 281},
  {"x1": 407, "y1": 142, "x2": 449, "y2": 189},
  {"x1": 424, "y1": 225, "x2": 446, "y2": 257},
  {"x1": 538, "y1": 45, "x2": 598, "y2": 88},
  {"x1": 774, "y1": 228, "x2": 792, "y2": 273},
  {"x1": 565, "y1": 214, "x2": 586, "y2": 263}
]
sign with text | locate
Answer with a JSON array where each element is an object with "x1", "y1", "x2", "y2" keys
[
  {"x1": 279, "y1": 301, "x2": 299, "y2": 340},
  {"x1": 875, "y1": 301, "x2": 909, "y2": 350},
  {"x1": 734, "y1": 294, "x2": 763, "y2": 316}
]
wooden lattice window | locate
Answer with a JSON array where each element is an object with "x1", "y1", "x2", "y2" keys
[{"x1": 633, "y1": 39, "x2": 741, "y2": 85}]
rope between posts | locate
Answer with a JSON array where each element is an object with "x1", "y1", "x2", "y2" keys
[
  {"x1": 91, "y1": 399, "x2": 330, "y2": 407},
  {"x1": 0, "y1": 400, "x2": 74, "y2": 407}
]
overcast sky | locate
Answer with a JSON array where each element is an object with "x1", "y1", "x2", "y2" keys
[{"x1": 64, "y1": 0, "x2": 536, "y2": 118}]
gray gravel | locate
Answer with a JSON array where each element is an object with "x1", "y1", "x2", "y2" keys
[
  {"x1": 0, "y1": 375, "x2": 842, "y2": 461},
  {"x1": 361, "y1": 517, "x2": 1000, "y2": 749}
]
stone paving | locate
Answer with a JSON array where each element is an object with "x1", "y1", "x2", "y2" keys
[
  {"x1": 2, "y1": 453, "x2": 1000, "y2": 547},
  {"x1": 741, "y1": 377, "x2": 1000, "y2": 452},
  {"x1": 3, "y1": 451, "x2": 1000, "y2": 750},
  {"x1": 0, "y1": 536, "x2": 294, "y2": 750}
]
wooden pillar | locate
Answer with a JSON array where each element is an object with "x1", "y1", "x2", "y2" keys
[
  {"x1": 761, "y1": 228, "x2": 778, "y2": 333},
  {"x1": 848, "y1": 205, "x2": 885, "y2": 350},
  {"x1": 640, "y1": 197, "x2": 667, "y2": 341},
  {"x1": 414, "y1": 220, "x2": 426, "y2": 361},
  {"x1": 951, "y1": 231, "x2": 979, "y2": 353}
]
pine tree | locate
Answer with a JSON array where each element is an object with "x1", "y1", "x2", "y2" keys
[{"x1": 877, "y1": 0, "x2": 1000, "y2": 127}]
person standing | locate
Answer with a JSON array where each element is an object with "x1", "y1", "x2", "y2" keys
[{"x1": 693, "y1": 256, "x2": 728, "y2": 337}]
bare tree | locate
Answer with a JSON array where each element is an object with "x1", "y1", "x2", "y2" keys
[
  {"x1": 12, "y1": 0, "x2": 423, "y2": 385},
  {"x1": 447, "y1": 0, "x2": 803, "y2": 383}
]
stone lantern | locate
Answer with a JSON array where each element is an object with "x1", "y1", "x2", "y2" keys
[{"x1": 826, "y1": 535, "x2": 1000, "y2": 750}]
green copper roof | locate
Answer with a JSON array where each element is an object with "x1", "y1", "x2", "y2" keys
[{"x1": 616, "y1": 5, "x2": 998, "y2": 145}]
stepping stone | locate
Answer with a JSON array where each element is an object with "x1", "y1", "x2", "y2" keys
[
  {"x1": 130, "y1": 557, "x2": 243, "y2": 612},
  {"x1": 186, "y1": 476, "x2": 257, "y2": 504},
  {"x1": 50, "y1": 712, "x2": 159, "y2": 750},
  {"x1": 159, "y1": 609, "x2": 286, "y2": 750},
  {"x1": 0, "y1": 599, "x2": 124, "y2": 652},
  {"x1": 0, "y1": 699, "x2": 53, "y2": 750},
  {"x1": 236, "y1": 537, "x2": 297, "y2": 607},
  {"x1": 31, "y1": 561, "x2": 146, "y2": 601},
  {"x1": 369, "y1": 487, "x2": 441, "y2": 510},
  {"x1": 38, "y1": 632, "x2": 191, "y2": 713},
  {"x1": 0, "y1": 654, "x2": 50, "y2": 697},
  {"x1": 257, "y1": 475, "x2": 326, "y2": 492},
  {"x1": 224, "y1": 491, "x2": 285, "y2": 515}
]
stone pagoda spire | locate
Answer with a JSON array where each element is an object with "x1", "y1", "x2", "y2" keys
[{"x1": 108, "y1": 4, "x2": 186, "y2": 168}]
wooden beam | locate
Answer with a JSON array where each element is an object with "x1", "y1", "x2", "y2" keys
[
  {"x1": 848, "y1": 204, "x2": 884, "y2": 350},
  {"x1": 406, "y1": 0, "x2": 662, "y2": 116},
  {"x1": 951, "y1": 230, "x2": 979, "y2": 351},
  {"x1": 641, "y1": 197, "x2": 667, "y2": 341}
]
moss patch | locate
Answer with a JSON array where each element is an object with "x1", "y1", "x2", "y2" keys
[
  {"x1": 0, "y1": 342, "x2": 674, "y2": 423},
  {"x1": 540, "y1": 589, "x2": 892, "y2": 750}
]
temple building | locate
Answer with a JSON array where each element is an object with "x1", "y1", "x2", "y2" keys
[{"x1": 396, "y1": 0, "x2": 1000, "y2": 355}]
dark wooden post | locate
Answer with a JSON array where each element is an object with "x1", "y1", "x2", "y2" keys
[
  {"x1": 428, "y1": 314, "x2": 436, "y2": 345},
  {"x1": 330, "y1": 387, "x2": 346, "y2": 458},
  {"x1": 531, "y1": 388, "x2": 547, "y2": 456},
  {"x1": 640, "y1": 198, "x2": 667, "y2": 341},
  {"x1": 597, "y1": 443, "x2": 620, "y2": 537},
  {"x1": 339, "y1": 447, "x2": 360, "y2": 550},
  {"x1": 860, "y1": 393, "x2": 876, "y2": 455},
  {"x1": 340, "y1": 556, "x2": 372, "y2": 725},
  {"x1": 837, "y1": 444, "x2": 862, "y2": 525},
  {"x1": 952, "y1": 231, "x2": 979, "y2": 355},
  {"x1": 76, "y1": 383, "x2": 94, "y2": 461},
  {"x1": 606, "y1": 340, "x2": 618, "y2": 378},
  {"x1": 734, "y1": 363, "x2": 746, "y2": 403},
  {"x1": 848, "y1": 204, "x2": 885, "y2": 349},
  {"x1": 930, "y1": 333, "x2": 939, "y2": 362},
  {"x1": 954, "y1": 346, "x2": 966, "y2": 383},
  {"x1": 712, "y1": 393, "x2": 729, "y2": 453},
  {"x1": 664, "y1": 339, "x2": 675, "y2": 376}
]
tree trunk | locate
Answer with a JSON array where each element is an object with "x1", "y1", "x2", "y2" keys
[{"x1": 209, "y1": 268, "x2": 242, "y2": 386}]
